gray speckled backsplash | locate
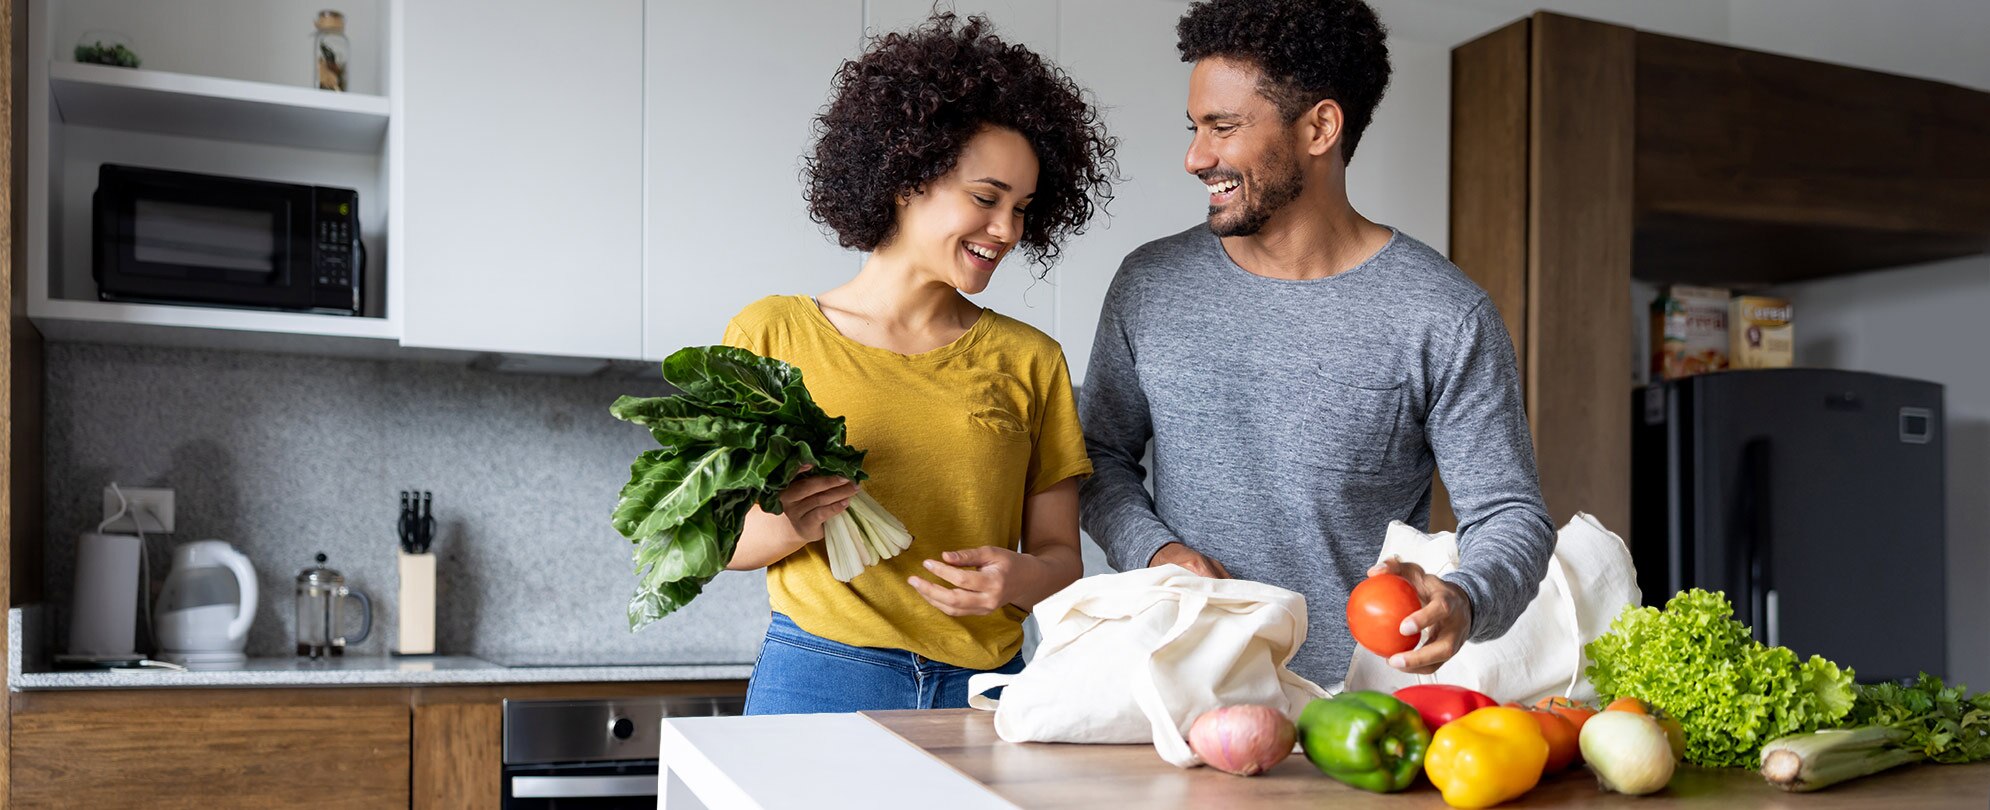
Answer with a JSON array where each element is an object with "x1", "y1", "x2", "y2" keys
[{"x1": 42, "y1": 343, "x2": 769, "y2": 663}]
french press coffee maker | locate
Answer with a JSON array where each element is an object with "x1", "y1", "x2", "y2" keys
[{"x1": 295, "y1": 553, "x2": 372, "y2": 657}]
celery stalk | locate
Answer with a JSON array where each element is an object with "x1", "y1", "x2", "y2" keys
[{"x1": 1760, "y1": 727, "x2": 1924, "y2": 791}]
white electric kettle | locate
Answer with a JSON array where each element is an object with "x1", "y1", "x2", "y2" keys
[{"x1": 154, "y1": 540, "x2": 258, "y2": 670}]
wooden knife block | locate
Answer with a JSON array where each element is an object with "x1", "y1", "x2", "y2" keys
[{"x1": 396, "y1": 552, "x2": 436, "y2": 655}]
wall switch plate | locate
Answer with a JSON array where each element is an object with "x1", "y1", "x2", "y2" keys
[{"x1": 101, "y1": 487, "x2": 174, "y2": 534}]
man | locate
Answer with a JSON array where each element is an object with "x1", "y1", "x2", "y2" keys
[{"x1": 1080, "y1": 0, "x2": 1554, "y2": 687}]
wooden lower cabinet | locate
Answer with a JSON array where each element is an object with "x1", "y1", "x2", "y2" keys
[
  {"x1": 9, "y1": 689, "x2": 411, "y2": 808},
  {"x1": 6, "y1": 681, "x2": 747, "y2": 808},
  {"x1": 412, "y1": 701, "x2": 501, "y2": 810}
]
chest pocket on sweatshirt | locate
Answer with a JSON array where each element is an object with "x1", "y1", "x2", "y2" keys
[{"x1": 1308, "y1": 375, "x2": 1405, "y2": 475}]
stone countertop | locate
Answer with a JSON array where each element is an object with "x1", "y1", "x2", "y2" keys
[{"x1": 9, "y1": 609, "x2": 751, "y2": 691}]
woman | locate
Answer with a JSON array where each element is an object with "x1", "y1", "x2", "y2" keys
[{"x1": 725, "y1": 13, "x2": 1117, "y2": 714}]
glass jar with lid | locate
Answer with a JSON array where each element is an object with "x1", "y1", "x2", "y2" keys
[{"x1": 314, "y1": 10, "x2": 349, "y2": 91}]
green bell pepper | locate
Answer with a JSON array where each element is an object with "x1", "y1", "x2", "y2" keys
[{"x1": 1297, "y1": 691, "x2": 1432, "y2": 793}]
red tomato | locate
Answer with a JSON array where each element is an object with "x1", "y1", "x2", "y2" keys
[
  {"x1": 1346, "y1": 573, "x2": 1421, "y2": 656},
  {"x1": 1534, "y1": 696, "x2": 1599, "y2": 738},
  {"x1": 1517, "y1": 706, "x2": 1580, "y2": 773}
]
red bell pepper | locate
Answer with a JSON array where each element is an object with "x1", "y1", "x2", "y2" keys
[{"x1": 1392, "y1": 685, "x2": 1498, "y2": 732}]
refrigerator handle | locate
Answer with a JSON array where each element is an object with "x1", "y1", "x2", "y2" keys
[
  {"x1": 1742, "y1": 438, "x2": 1775, "y2": 645},
  {"x1": 1766, "y1": 589, "x2": 1781, "y2": 649}
]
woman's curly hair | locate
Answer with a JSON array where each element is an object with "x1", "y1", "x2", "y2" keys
[
  {"x1": 803, "y1": 13, "x2": 1118, "y2": 273},
  {"x1": 1176, "y1": 0, "x2": 1391, "y2": 163}
]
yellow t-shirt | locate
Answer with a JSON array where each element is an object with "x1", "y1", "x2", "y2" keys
[{"x1": 723, "y1": 295, "x2": 1091, "y2": 670}]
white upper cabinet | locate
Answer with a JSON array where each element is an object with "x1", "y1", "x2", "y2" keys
[
  {"x1": 389, "y1": 0, "x2": 1194, "y2": 366},
  {"x1": 642, "y1": 0, "x2": 865, "y2": 360},
  {"x1": 400, "y1": 0, "x2": 644, "y2": 359}
]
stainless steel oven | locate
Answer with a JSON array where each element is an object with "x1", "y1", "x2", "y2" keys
[{"x1": 502, "y1": 695, "x2": 744, "y2": 809}]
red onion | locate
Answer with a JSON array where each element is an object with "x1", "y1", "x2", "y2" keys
[{"x1": 1188, "y1": 705, "x2": 1296, "y2": 776}]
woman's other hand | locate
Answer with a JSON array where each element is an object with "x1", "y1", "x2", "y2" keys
[{"x1": 909, "y1": 546, "x2": 1040, "y2": 617}]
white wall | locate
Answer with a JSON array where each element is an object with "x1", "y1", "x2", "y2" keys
[
  {"x1": 1055, "y1": 0, "x2": 1727, "y2": 383},
  {"x1": 1371, "y1": 0, "x2": 1728, "y2": 45},
  {"x1": 1723, "y1": 0, "x2": 1990, "y2": 690},
  {"x1": 1728, "y1": 0, "x2": 1990, "y2": 90},
  {"x1": 1345, "y1": 37, "x2": 1451, "y2": 255}
]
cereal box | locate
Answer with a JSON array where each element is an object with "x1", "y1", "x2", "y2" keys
[
  {"x1": 1730, "y1": 295, "x2": 1793, "y2": 369},
  {"x1": 1651, "y1": 285, "x2": 1730, "y2": 380}
]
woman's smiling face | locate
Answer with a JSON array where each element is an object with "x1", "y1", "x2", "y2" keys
[{"x1": 884, "y1": 126, "x2": 1039, "y2": 294}]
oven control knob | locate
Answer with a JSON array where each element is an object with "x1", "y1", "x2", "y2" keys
[{"x1": 609, "y1": 717, "x2": 635, "y2": 740}]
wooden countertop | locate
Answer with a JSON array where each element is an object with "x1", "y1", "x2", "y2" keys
[{"x1": 866, "y1": 709, "x2": 1990, "y2": 809}]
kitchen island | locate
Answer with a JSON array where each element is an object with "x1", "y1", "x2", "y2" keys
[{"x1": 659, "y1": 709, "x2": 1990, "y2": 809}]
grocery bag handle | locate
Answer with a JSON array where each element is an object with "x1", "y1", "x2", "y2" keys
[
  {"x1": 1546, "y1": 551, "x2": 1583, "y2": 698},
  {"x1": 1132, "y1": 590, "x2": 1210, "y2": 768},
  {"x1": 967, "y1": 672, "x2": 1014, "y2": 711}
]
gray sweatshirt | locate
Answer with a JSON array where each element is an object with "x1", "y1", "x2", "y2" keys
[{"x1": 1079, "y1": 224, "x2": 1555, "y2": 686}]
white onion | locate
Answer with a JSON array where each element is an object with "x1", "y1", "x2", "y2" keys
[{"x1": 1580, "y1": 711, "x2": 1677, "y2": 795}]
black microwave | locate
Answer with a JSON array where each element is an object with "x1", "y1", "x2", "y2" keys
[{"x1": 93, "y1": 164, "x2": 362, "y2": 315}]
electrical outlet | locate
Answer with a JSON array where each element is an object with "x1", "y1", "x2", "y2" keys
[{"x1": 101, "y1": 487, "x2": 174, "y2": 534}]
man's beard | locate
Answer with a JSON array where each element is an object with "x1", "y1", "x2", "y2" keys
[{"x1": 1205, "y1": 147, "x2": 1304, "y2": 238}]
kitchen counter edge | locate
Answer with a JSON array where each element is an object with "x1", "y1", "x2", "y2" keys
[{"x1": 8, "y1": 608, "x2": 752, "y2": 691}]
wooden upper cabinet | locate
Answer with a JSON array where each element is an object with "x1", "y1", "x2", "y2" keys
[
  {"x1": 1448, "y1": 13, "x2": 1990, "y2": 536},
  {"x1": 1444, "y1": 14, "x2": 1634, "y2": 533},
  {"x1": 1633, "y1": 31, "x2": 1990, "y2": 285}
]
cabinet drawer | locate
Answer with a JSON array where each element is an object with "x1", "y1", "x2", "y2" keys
[{"x1": 12, "y1": 704, "x2": 410, "y2": 808}]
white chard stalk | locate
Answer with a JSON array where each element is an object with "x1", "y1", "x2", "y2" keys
[{"x1": 823, "y1": 487, "x2": 915, "y2": 582}]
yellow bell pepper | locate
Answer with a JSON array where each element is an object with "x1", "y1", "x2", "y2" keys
[{"x1": 1423, "y1": 706, "x2": 1549, "y2": 808}]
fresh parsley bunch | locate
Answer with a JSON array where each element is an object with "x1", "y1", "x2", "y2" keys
[{"x1": 1846, "y1": 673, "x2": 1990, "y2": 763}]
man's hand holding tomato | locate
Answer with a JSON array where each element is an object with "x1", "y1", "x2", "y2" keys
[{"x1": 1351, "y1": 557, "x2": 1475, "y2": 674}]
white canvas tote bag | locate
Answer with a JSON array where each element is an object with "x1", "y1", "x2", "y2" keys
[
  {"x1": 1341, "y1": 512, "x2": 1641, "y2": 705},
  {"x1": 967, "y1": 565, "x2": 1328, "y2": 768}
]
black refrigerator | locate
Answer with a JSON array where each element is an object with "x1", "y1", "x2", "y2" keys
[{"x1": 1631, "y1": 368, "x2": 1946, "y2": 684}]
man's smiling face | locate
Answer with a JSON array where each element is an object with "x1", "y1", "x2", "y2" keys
[{"x1": 1183, "y1": 57, "x2": 1306, "y2": 238}]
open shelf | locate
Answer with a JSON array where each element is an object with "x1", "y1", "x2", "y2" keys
[
  {"x1": 28, "y1": 298, "x2": 402, "y2": 356},
  {"x1": 49, "y1": 61, "x2": 389, "y2": 153},
  {"x1": 32, "y1": 298, "x2": 397, "y2": 339}
]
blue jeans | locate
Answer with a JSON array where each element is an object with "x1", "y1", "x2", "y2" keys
[{"x1": 744, "y1": 613, "x2": 1024, "y2": 715}]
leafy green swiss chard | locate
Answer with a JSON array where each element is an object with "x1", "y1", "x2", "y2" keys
[{"x1": 612, "y1": 346, "x2": 869, "y2": 629}]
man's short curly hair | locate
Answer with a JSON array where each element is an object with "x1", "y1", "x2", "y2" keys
[
  {"x1": 803, "y1": 13, "x2": 1117, "y2": 271},
  {"x1": 1177, "y1": 0, "x2": 1391, "y2": 163}
]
